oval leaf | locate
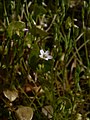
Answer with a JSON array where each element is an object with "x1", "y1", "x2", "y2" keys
[
  {"x1": 30, "y1": 24, "x2": 48, "y2": 37},
  {"x1": 15, "y1": 106, "x2": 33, "y2": 120},
  {"x1": 42, "y1": 105, "x2": 53, "y2": 119},
  {"x1": 16, "y1": 106, "x2": 33, "y2": 120},
  {"x1": 7, "y1": 21, "x2": 25, "y2": 38},
  {"x1": 3, "y1": 89, "x2": 18, "y2": 102}
]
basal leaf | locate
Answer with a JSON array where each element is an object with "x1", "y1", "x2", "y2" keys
[
  {"x1": 3, "y1": 89, "x2": 18, "y2": 102},
  {"x1": 7, "y1": 21, "x2": 25, "y2": 38},
  {"x1": 15, "y1": 106, "x2": 33, "y2": 120},
  {"x1": 30, "y1": 24, "x2": 48, "y2": 37}
]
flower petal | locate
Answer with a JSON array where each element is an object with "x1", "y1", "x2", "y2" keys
[
  {"x1": 23, "y1": 28, "x2": 29, "y2": 31},
  {"x1": 48, "y1": 55, "x2": 53, "y2": 59},
  {"x1": 39, "y1": 54, "x2": 43, "y2": 59},
  {"x1": 39, "y1": 49, "x2": 53, "y2": 60},
  {"x1": 40, "y1": 49, "x2": 44, "y2": 55},
  {"x1": 45, "y1": 50, "x2": 49, "y2": 55},
  {"x1": 44, "y1": 57, "x2": 49, "y2": 60}
]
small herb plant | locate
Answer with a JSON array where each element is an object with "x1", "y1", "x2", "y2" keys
[{"x1": 0, "y1": 0, "x2": 90, "y2": 120}]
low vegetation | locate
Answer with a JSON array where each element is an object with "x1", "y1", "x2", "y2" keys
[{"x1": 0, "y1": 0, "x2": 90, "y2": 120}]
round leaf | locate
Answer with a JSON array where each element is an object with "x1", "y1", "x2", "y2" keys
[
  {"x1": 7, "y1": 21, "x2": 25, "y2": 38},
  {"x1": 15, "y1": 106, "x2": 33, "y2": 120},
  {"x1": 3, "y1": 89, "x2": 18, "y2": 102}
]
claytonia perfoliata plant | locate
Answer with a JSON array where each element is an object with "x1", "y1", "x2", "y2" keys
[{"x1": 39, "y1": 49, "x2": 53, "y2": 61}]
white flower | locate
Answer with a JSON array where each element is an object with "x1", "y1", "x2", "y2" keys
[
  {"x1": 23, "y1": 28, "x2": 29, "y2": 31},
  {"x1": 39, "y1": 49, "x2": 53, "y2": 60}
]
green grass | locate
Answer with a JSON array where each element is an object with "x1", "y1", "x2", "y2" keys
[{"x1": 0, "y1": 0, "x2": 90, "y2": 120}]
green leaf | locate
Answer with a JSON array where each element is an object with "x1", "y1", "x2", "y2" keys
[
  {"x1": 7, "y1": 21, "x2": 25, "y2": 38},
  {"x1": 3, "y1": 89, "x2": 18, "y2": 102},
  {"x1": 65, "y1": 17, "x2": 72, "y2": 29},
  {"x1": 69, "y1": 0, "x2": 81, "y2": 8},
  {"x1": 57, "y1": 97, "x2": 72, "y2": 110},
  {"x1": 15, "y1": 106, "x2": 33, "y2": 120},
  {"x1": 43, "y1": 60, "x2": 53, "y2": 72},
  {"x1": 29, "y1": 44, "x2": 39, "y2": 70},
  {"x1": 30, "y1": 24, "x2": 48, "y2": 37},
  {"x1": 30, "y1": 3, "x2": 47, "y2": 16}
]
